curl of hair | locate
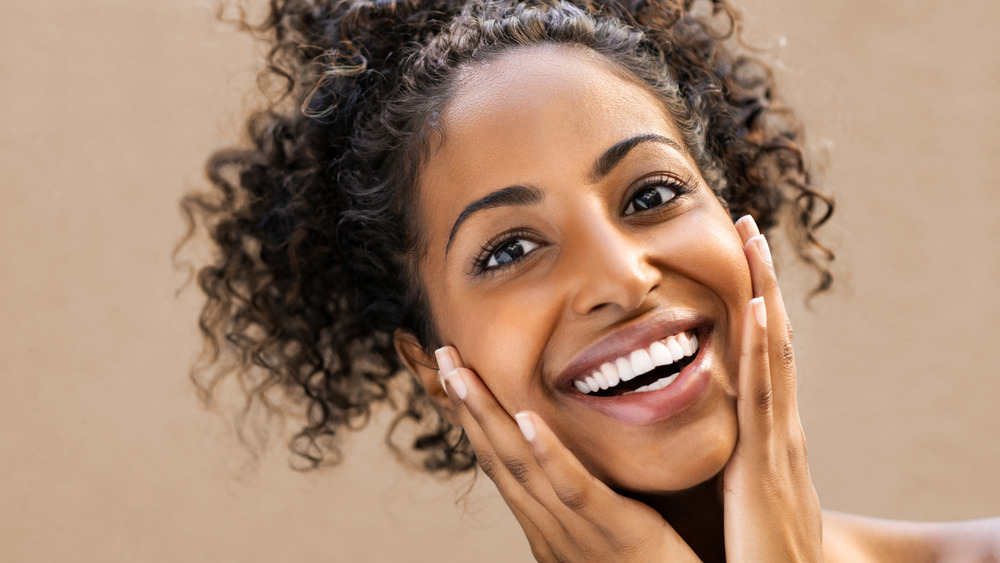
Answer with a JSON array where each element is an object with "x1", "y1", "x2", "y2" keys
[{"x1": 182, "y1": 0, "x2": 834, "y2": 473}]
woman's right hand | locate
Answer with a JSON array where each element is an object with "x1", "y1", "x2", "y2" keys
[{"x1": 436, "y1": 347, "x2": 701, "y2": 563}]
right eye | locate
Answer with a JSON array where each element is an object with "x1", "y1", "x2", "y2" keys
[{"x1": 483, "y1": 237, "x2": 541, "y2": 270}]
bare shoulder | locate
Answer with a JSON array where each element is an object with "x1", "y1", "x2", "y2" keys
[{"x1": 822, "y1": 510, "x2": 1000, "y2": 563}]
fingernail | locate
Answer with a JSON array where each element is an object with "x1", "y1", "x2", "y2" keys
[
  {"x1": 438, "y1": 371, "x2": 449, "y2": 397},
  {"x1": 753, "y1": 234, "x2": 772, "y2": 264},
  {"x1": 751, "y1": 296, "x2": 767, "y2": 328},
  {"x1": 444, "y1": 370, "x2": 467, "y2": 400},
  {"x1": 435, "y1": 347, "x2": 456, "y2": 374},
  {"x1": 737, "y1": 214, "x2": 760, "y2": 238},
  {"x1": 515, "y1": 412, "x2": 536, "y2": 441}
]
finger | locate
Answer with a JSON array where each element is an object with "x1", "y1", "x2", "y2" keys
[
  {"x1": 437, "y1": 347, "x2": 577, "y2": 533},
  {"x1": 736, "y1": 297, "x2": 773, "y2": 443},
  {"x1": 743, "y1": 231, "x2": 797, "y2": 419},
  {"x1": 735, "y1": 214, "x2": 761, "y2": 246},
  {"x1": 443, "y1": 367, "x2": 578, "y2": 547},
  {"x1": 506, "y1": 502, "x2": 559, "y2": 563},
  {"x1": 439, "y1": 364, "x2": 547, "y2": 501},
  {"x1": 514, "y1": 411, "x2": 695, "y2": 559}
]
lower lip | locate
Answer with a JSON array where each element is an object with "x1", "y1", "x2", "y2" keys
[{"x1": 566, "y1": 332, "x2": 713, "y2": 425}]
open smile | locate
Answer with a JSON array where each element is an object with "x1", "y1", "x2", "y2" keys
[
  {"x1": 573, "y1": 330, "x2": 699, "y2": 396},
  {"x1": 558, "y1": 316, "x2": 715, "y2": 425}
]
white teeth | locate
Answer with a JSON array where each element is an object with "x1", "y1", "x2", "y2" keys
[
  {"x1": 615, "y1": 357, "x2": 635, "y2": 382},
  {"x1": 666, "y1": 337, "x2": 685, "y2": 362},
  {"x1": 586, "y1": 377, "x2": 600, "y2": 393},
  {"x1": 600, "y1": 362, "x2": 620, "y2": 387},
  {"x1": 630, "y1": 349, "x2": 654, "y2": 377},
  {"x1": 676, "y1": 332, "x2": 693, "y2": 356},
  {"x1": 625, "y1": 373, "x2": 679, "y2": 395},
  {"x1": 649, "y1": 341, "x2": 673, "y2": 366},
  {"x1": 592, "y1": 371, "x2": 609, "y2": 390},
  {"x1": 573, "y1": 330, "x2": 701, "y2": 395}
]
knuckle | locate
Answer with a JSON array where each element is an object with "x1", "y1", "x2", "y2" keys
[
  {"x1": 754, "y1": 335, "x2": 769, "y2": 357},
  {"x1": 477, "y1": 451, "x2": 501, "y2": 481},
  {"x1": 555, "y1": 486, "x2": 591, "y2": 512},
  {"x1": 614, "y1": 539, "x2": 647, "y2": 560},
  {"x1": 786, "y1": 443, "x2": 803, "y2": 472},
  {"x1": 779, "y1": 337, "x2": 795, "y2": 369},
  {"x1": 502, "y1": 455, "x2": 533, "y2": 485},
  {"x1": 754, "y1": 384, "x2": 774, "y2": 416},
  {"x1": 787, "y1": 429, "x2": 810, "y2": 466}
]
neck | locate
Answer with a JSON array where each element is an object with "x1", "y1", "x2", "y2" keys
[{"x1": 625, "y1": 474, "x2": 726, "y2": 563}]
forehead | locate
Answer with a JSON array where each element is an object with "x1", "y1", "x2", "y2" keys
[{"x1": 438, "y1": 44, "x2": 679, "y2": 153}]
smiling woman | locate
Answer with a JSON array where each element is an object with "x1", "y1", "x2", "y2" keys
[
  {"x1": 183, "y1": 0, "x2": 999, "y2": 561},
  {"x1": 408, "y1": 46, "x2": 752, "y2": 500}
]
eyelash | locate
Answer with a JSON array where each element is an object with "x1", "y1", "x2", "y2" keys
[
  {"x1": 622, "y1": 174, "x2": 692, "y2": 216},
  {"x1": 471, "y1": 229, "x2": 541, "y2": 276},
  {"x1": 471, "y1": 174, "x2": 693, "y2": 276}
]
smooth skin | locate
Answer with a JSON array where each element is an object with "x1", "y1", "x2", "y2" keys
[{"x1": 394, "y1": 44, "x2": 1000, "y2": 561}]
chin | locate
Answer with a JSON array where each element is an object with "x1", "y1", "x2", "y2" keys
[{"x1": 577, "y1": 409, "x2": 738, "y2": 497}]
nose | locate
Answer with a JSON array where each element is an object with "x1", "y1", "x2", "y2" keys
[{"x1": 567, "y1": 218, "x2": 662, "y2": 316}]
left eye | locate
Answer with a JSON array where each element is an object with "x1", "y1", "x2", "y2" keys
[
  {"x1": 624, "y1": 185, "x2": 677, "y2": 215},
  {"x1": 486, "y1": 238, "x2": 541, "y2": 269}
]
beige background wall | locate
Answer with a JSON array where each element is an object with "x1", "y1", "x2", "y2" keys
[{"x1": 2, "y1": 0, "x2": 998, "y2": 561}]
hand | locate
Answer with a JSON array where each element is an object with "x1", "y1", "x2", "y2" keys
[
  {"x1": 436, "y1": 347, "x2": 701, "y2": 563},
  {"x1": 723, "y1": 215, "x2": 824, "y2": 561}
]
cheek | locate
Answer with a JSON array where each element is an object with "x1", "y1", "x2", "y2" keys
[
  {"x1": 656, "y1": 206, "x2": 752, "y2": 305},
  {"x1": 437, "y1": 284, "x2": 560, "y2": 412}
]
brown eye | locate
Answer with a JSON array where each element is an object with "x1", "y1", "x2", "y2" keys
[
  {"x1": 486, "y1": 238, "x2": 541, "y2": 269},
  {"x1": 624, "y1": 185, "x2": 677, "y2": 215}
]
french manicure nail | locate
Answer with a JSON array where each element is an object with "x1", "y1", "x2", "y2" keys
[
  {"x1": 738, "y1": 214, "x2": 760, "y2": 238},
  {"x1": 754, "y1": 234, "x2": 772, "y2": 264},
  {"x1": 515, "y1": 412, "x2": 536, "y2": 441},
  {"x1": 444, "y1": 370, "x2": 467, "y2": 400},
  {"x1": 435, "y1": 347, "x2": 456, "y2": 374},
  {"x1": 751, "y1": 297, "x2": 767, "y2": 328}
]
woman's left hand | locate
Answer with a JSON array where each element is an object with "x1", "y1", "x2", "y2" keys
[{"x1": 723, "y1": 215, "x2": 824, "y2": 562}]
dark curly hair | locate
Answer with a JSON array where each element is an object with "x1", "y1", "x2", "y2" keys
[{"x1": 182, "y1": 0, "x2": 833, "y2": 474}]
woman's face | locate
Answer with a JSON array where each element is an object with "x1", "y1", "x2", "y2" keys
[{"x1": 413, "y1": 45, "x2": 752, "y2": 494}]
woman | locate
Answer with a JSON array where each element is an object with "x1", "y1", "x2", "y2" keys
[{"x1": 185, "y1": 0, "x2": 1000, "y2": 560}]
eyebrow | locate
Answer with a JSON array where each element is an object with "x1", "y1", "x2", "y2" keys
[
  {"x1": 446, "y1": 184, "x2": 543, "y2": 252},
  {"x1": 444, "y1": 134, "x2": 685, "y2": 254},
  {"x1": 591, "y1": 134, "x2": 686, "y2": 181}
]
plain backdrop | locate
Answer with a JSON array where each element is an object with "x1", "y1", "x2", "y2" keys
[{"x1": 2, "y1": 0, "x2": 998, "y2": 561}]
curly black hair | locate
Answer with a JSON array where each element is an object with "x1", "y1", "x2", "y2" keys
[{"x1": 182, "y1": 0, "x2": 833, "y2": 474}]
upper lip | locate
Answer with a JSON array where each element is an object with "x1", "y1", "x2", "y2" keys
[{"x1": 555, "y1": 309, "x2": 707, "y2": 390}]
